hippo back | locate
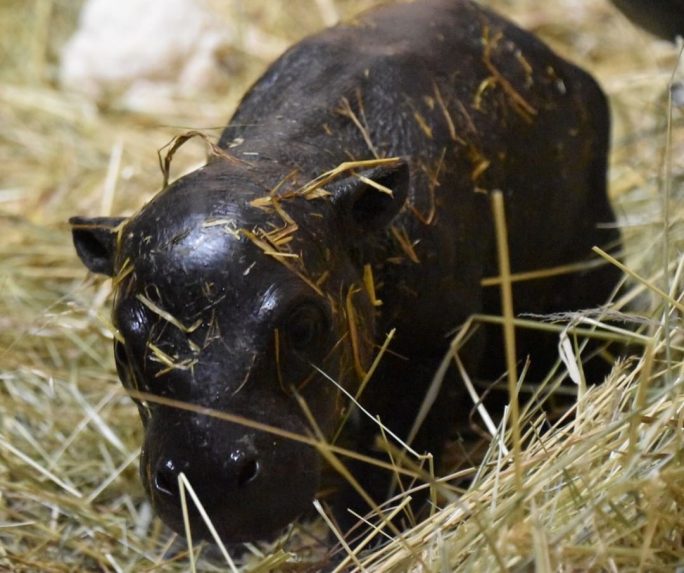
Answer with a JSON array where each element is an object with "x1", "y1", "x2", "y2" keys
[{"x1": 219, "y1": 0, "x2": 614, "y2": 350}]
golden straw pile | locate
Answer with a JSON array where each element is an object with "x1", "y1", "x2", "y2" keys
[{"x1": 0, "y1": 0, "x2": 682, "y2": 571}]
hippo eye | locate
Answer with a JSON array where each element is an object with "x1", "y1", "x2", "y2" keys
[{"x1": 284, "y1": 303, "x2": 329, "y2": 353}]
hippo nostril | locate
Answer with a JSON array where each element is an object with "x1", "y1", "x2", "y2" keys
[
  {"x1": 237, "y1": 457, "x2": 260, "y2": 488},
  {"x1": 154, "y1": 458, "x2": 179, "y2": 498}
]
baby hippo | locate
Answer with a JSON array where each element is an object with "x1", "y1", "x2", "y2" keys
[{"x1": 71, "y1": 0, "x2": 621, "y2": 543}]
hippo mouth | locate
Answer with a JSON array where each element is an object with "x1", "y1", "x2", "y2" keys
[{"x1": 140, "y1": 419, "x2": 322, "y2": 543}]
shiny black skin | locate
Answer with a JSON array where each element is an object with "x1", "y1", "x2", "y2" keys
[
  {"x1": 70, "y1": 0, "x2": 620, "y2": 543},
  {"x1": 612, "y1": 0, "x2": 684, "y2": 41}
]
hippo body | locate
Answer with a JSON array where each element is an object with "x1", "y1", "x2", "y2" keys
[{"x1": 71, "y1": 0, "x2": 620, "y2": 543}]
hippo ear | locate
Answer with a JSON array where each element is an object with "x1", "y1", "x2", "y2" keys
[
  {"x1": 329, "y1": 160, "x2": 409, "y2": 234},
  {"x1": 69, "y1": 216, "x2": 126, "y2": 276}
]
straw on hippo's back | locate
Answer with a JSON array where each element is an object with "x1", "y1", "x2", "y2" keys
[{"x1": 70, "y1": 0, "x2": 621, "y2": 543}]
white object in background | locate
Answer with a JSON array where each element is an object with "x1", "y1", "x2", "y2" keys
[{"x1": 59, "y1": 0, "x2": 285, "y2": 108}]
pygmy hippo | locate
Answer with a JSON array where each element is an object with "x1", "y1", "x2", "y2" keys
[{"x1": 70, "y1": 0, "x2": 621, "y2": 543}]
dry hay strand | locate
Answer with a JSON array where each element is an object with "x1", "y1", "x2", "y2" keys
[
  {"x1": 355, "y1": 368, "x2": 683, "y2": 571},
  {"x1": 350, "y1": 329, "x2": 684, "y2": 571},
  {"x1": 1, "y1": 0, "x2": 684, "y2": 571}
]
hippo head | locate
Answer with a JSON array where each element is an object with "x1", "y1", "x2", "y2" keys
[{"x1": 70, "y1": 156, "x2": 409, "y2": 542}]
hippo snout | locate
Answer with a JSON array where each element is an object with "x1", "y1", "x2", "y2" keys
[
  {"x1": 152, "y1": 446, "x2": 261, "y2": 500},
  {"x1": 141, "y1": 413, "x2": 321, "y2": 542}
]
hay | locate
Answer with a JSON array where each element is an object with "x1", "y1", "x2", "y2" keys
[{"x1": 1, "y1": 0, "x2": 682, "y2": 571}]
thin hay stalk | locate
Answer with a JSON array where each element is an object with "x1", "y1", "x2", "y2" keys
[
  {"x1": 313, "y1": 499, "x2": 363, "y2": 570},
  {"x1": 480, "y1": 255, "x2": 610, "y2": 286},
  {"x1": 296, "y1": 395, "x2": 417, "y2": 558},
  {"x1": 128, "y1": 387, "x2": 421, "y2": 479},
  {"x1": 593, "y1": 245, "x2": 684, "y2": 313},
  {"x1": 332, "y1": 498, "x2": 413, "y2": 573},
  {"x1": 178, "y1": 473, "x2": 237, "y2": 571},
  {"x1": 0, "y1": 436, "x2": 83, "y2": 498},
  {"x1": 659, "y1": 45, "x2": 684, "y2": 382},
  {"x1": 178, "y1": 473, "x2": 197, "y2": 573},
  {"x1": 490, "y1": 190, "x2": 523, "y2": 495},
  {"x1": 470, "y1": 313, "x2": 653, "y2": 346},
  {"x1": 313, "y1": 364, "x2": 422, "y2": 459}
]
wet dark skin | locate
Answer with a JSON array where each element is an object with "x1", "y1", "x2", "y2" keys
[{"x1": 70, "y1": 0, "x2": 621, "y2": 544}]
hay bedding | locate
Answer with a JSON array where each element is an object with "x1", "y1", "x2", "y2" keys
[{"x1": 0, "y1": 0, "x2": 682, "y2": 570}]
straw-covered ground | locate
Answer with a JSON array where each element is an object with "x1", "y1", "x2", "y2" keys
[{"x1": 1, "y1": 0, "x2": 682, "y2": 571}]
